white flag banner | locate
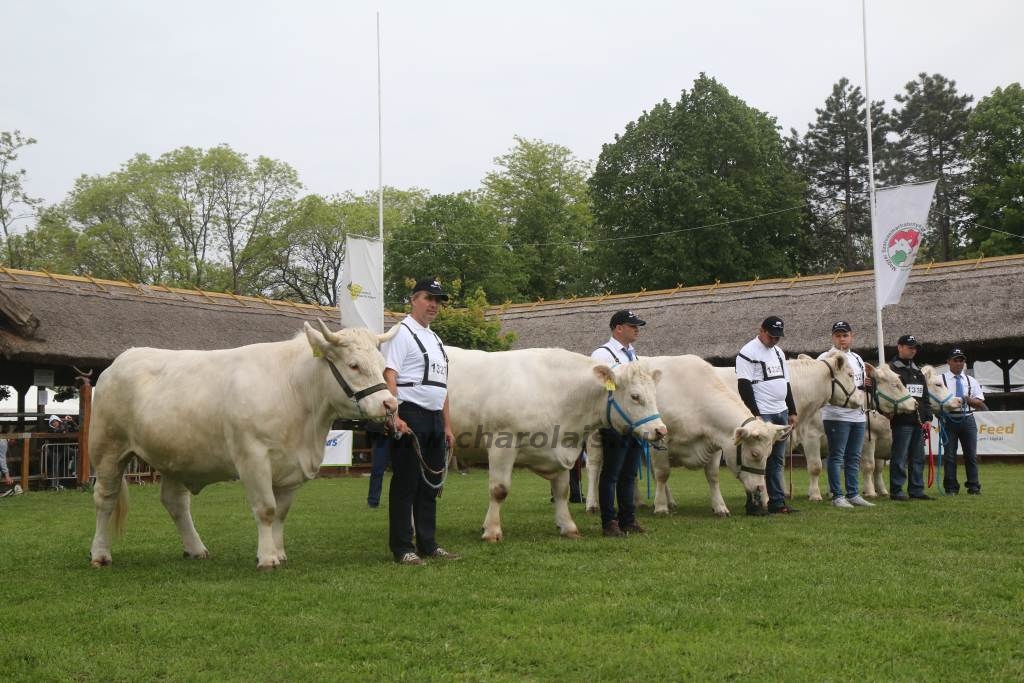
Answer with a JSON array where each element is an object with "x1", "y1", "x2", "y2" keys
[
  {"x1": 873, "y1": 180, "x2": 938, "y2": 308},
  {"x1": 339, "y1": 235, "x2": 384, "y2": 333}
]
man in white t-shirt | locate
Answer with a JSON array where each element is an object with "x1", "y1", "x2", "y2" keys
[
  {"x1": 817, "y1": 321, "x2": 874, "y2": 509},
  {"x1": 736, "y1": 316, "x2": 798, "y2": 514},
  {"x1": 381, "y1": 277, "x2": 458, "y2": 565}
]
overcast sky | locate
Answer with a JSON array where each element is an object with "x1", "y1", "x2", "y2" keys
[{"x1": 4, "y1": 0, "x2": 1021, "y2": 218}]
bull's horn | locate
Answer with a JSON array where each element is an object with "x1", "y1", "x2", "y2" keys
[
  {"x1": 316, "y1": 318, "x2": 340, "y2": 342},
  {"x1": 377, "y1": 324, "x2": 401, "y2": 345}
]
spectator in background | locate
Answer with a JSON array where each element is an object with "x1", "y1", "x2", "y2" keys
[
  {"x1": 0, "y1": 434, "x2": 13, "y2": 486},
  {"x1": 48, "y1": 415, "x2": 78, "y2": 433}
]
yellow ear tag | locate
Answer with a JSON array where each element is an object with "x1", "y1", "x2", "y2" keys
[
  {"x1": 604, "y1": 379, "x2": 617, "y2": 392},
  {"x1": 312, "y1": 346, "x2": 323, "y2": 358}
]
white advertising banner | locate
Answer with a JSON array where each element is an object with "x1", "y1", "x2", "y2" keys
[
  {"x1": 322, "y1": 430, "x2": 354, "y2": 466},
  {"x1": 928, "y1": 411, "x2": 1024, "y2": 456},
  {"x1": 873, "y1": 180, "x2": 938, "y2": 308},
  {"x1": 339, "y1": 235, "x2": 384, "y2": 333}
]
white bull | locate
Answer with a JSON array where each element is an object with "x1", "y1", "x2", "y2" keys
[
  {"x1": 859, "y1": 365, "x2": 961, "y2": 498},
  {"x1": 447, "y1": 347, "x2": 667, "y2": 542},
  {"x1": 623, "y1": 351, "x2": 861, "y2": 513},
  {"x1": 585, "y1": 355, "x2": 791, "y2": 517},
  {"x1": 89, "y1": 322, "x2": 399, "y2": 570},
  {"x1": 796, "y1": 362, "x2": 919, "y2": 500}
]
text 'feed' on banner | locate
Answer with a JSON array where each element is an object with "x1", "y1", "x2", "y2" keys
[
  {"x1": 873, "y1": 180, "x2": 938, "y2": 308},
  {"x1": 339, "y1": 235, "x2": 384, "y2": 333},
  {"x1": 929, "y1": 411, "x2": 1024, "y2": 456}
]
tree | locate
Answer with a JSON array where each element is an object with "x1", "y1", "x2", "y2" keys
[
  {"x1": 888, "y1": 73, "x2": 973, "y2": 261},
  {"x1": 482, "y1": 137, "x2": 595, "y2": 300},
  {"x1": 6, "y1": 206, "x2": 81, "y2": 273},
  {"x1": 963, "y1": 83, "x2": 1024, "y2": 256},
  {"x1": 791, "y1": 78, "x2": 888, "y2": 271},
  {"x1": 0, "y1": 130, "x2": 41, "y2": 264},
  {"x1": 428, "y1": 287, "x2": 516, "y2": 351},
  {"x1": 589, "y1": 74, "x2": 806, "y2": 291},
  {"x1": 384, "y1": 192, "x2": 518, "y2": 305}
]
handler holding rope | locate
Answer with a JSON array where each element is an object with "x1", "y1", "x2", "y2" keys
[
  {"x1": 888, "y1": 334, "x2": 934, "y2": 501},
  {"x1": 383, "y1": 278, "x2": 459, "y2": 565}
]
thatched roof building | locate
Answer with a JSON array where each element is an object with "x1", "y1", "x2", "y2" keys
[
  {"x1": 495, "y1": 254, "x2": 1024, "y2": 369},
  {"x1": 0, "y1": 269, "x2": 385, "y2": 391},
  {"x1": 2, "y1": 254, "x2": 1021, "y2": 392}
]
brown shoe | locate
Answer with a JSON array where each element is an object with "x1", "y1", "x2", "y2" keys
[
  {"x1": 602, "y1": 520, "x2": 625, "y2": 537},
  {"x1": 620, "y1": 522, "x2": 646, "y2": 535},
  {"x1": 395, "y1": 552, "x2": 424, "y2": 565}
]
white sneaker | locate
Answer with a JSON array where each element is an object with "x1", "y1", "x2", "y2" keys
[
  {"x1": 847, "y1": 494, "x2": 876, "y2": 507},
  {"x1": 832, "y1": 496, "x2": 855, "y2": 509}
]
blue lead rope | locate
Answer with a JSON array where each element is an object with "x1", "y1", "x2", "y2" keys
[{"x1": 606, "y1": 391, "x2": 659, "y2": 501}]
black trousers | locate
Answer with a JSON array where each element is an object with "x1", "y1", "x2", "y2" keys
[{"x1": 389, "y1": 403, "x2": 446, "y2": 559}]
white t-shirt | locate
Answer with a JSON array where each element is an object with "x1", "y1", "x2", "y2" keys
[
  {"x1": 735, "y1": 337, "x2": 790, "y2": 415},
  {"x1": 591, "y1": 337, "x2": 637, "y2": 365},
  {"x1": 817, "y1": 348, "x2": 866, "y2": 423},
  {"x1": 382, "y1": 315, "x2": 448, "y2": 411}
]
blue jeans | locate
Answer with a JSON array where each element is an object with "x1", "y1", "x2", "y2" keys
[
  {"x1": 598, "y1": 428, "x2": 641, "y2": 528},
  {"x1": 366, "y1": 436, "x2": 391, "y2": 507},
  {"x1": 890, "y1": 423, "x2": 926, "y2": 496},
  {"x1": 941, "y1": 415, "x2": 980, "y2": 493},
  {"x1": 762, "y1": 411, "x2": 789, "y2": 508},
  {"x1": 824, "y1": 419, "x2": 866, "y2": 499}
]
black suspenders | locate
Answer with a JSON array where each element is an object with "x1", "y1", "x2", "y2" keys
[
  {"x1": 737, "y1": 348, "x2": 785, "y2": 384},
  {"x1": 396, "y1": 322, "x2": 448, "y2": 388},
  {"x1": 601, "y1": 345, "x2": 622, "y2": 363}
]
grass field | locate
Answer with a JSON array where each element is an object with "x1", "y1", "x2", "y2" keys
[{"x1": 1, "y1": 464, "x2": 1022, "y2": 682}]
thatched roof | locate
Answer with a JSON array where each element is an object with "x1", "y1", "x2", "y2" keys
[
  {"x1": 0, "y1": 268, "x2": 401, "y2": 388},
  {"x1": 495, "y1": 254, "x2": 1024, "y2": 366}
]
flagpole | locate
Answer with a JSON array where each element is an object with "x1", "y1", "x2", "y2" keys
[
  {"x1": 376, "y1": 12, "x2": 384, "y2": 242},
  {"x1": 862, "y1": 0, "x2": 884, "y2": 365}
]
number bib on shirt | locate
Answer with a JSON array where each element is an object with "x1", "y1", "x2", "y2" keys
[{"x1": 907, "y1": 383, "x2": 924, "y2": 398}]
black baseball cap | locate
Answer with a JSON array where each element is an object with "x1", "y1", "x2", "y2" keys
[
  {"x1": 609, "y1": 310, "x2": 646, "y2": 328},
  {"x1": 831, "y1": 320, "x2": 853, "y2": 333},
  {"x1": 948, "y1": 347, "x2": 967, "y2": 360},
  {"x1": 411, "y1": 277, "x2": 449, "y2": 301},
  {"x1": 761, "y1": 316, "x2": 785, "y2": 338},
  {"x1": 897, "y1": 334, "x2": 921, "y2": 348}
]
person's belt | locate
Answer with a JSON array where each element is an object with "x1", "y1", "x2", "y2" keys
[{"x1": 399, "y1": 402, "x2": 443, "y2": 415}]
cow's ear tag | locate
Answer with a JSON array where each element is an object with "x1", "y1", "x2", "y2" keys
[
  {"x1": 312, "y1": 346, "x2": 323, "y2": 358},
  {"x1": 604, "y1": 379, "x2": 616, "y2": 392}
]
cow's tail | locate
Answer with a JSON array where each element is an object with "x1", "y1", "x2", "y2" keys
[{"x1": 111, "y1": 477, "x2": 129, "y2": 539}]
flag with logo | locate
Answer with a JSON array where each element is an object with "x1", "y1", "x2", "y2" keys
[
  {"x1": 872, "y1": 180, "x2": 938, "y2": 308},
  {"x1": 339, "y1": 235, "x2": 384, "y2": 333}
]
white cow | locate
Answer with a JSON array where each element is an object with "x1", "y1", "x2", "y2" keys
[
  {"x1": 447, "y1": 347, "x2": 667, "y2": 542},
  {"x1": 89, "y1": 321, "x2": 399, "y2": 570},
  {"x1": 797, "y1": 362, "x2": 919, "y2": 500},
  {"x1": 585, "y1": 355, "x2": 791, "y2": 517},
  {"x1": 859, "y1": 365, "x2": 962, "y2": 498}
]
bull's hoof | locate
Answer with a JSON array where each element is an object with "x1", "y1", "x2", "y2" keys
[
  {"x1": 809, "y1": 495, "x2": 823, "y2": 502},
  {"x1": 863, "y1": 492, "x2": 878, "y2": 499},
  {"x1": 90, "y1": 556, "x2": 111, "y2": 568},
  {"x1": 654, "y1": 509, "x2": 671, "y2": 516},
  {"x1": 256, "y1": 561, "x2": 280, "y2": 571},
  {"x1": 713, "y1": 510, "x2": 731, "y2": 518},
  {"x1": 561, "y1": 529, "x2": 582, "y2": 539},
  {"x1": 585, "y1": 506, "x2": 599, "y2": 515},
  {"x1": 481, "y1": 532, "x2": 503, "y2": 543}
]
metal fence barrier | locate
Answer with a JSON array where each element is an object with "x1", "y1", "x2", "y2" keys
[{"x1": 40, "y1": 441, "x2": 79, "y2": 490}]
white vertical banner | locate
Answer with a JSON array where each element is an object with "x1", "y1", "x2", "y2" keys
[
  {"x1": 873, "y1": 180, "x2": 938, "y2": 309},
  {"x1": 321, "y1": 430, "x2": 354, "y2": 466},
  {"x1": 339, "y1": 235, "x2": 384, "y2": 333}
]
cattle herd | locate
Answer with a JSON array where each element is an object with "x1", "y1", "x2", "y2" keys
[{"x1": 86, "y1": 322, "x2": 959, "y2": 570}]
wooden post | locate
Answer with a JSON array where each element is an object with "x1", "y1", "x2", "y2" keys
[
  {"x1": 77, "y1": 376, "x2": 93, "y2": 487},
  {"x1": 20, "y1": 436, "x2": 30, "y2": 491}
]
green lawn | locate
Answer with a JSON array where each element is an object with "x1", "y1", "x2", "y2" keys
[{"x1": 1, "y1": 464, "x2": 1022, "y2": 682}]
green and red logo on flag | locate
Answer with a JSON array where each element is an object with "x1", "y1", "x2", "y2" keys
[{"x1": 882, "y1": 223, "x2": 923, "y2": 270}]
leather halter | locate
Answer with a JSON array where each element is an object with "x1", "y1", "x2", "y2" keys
[
  {"x1": 820, "y1": 358, "x2": 857, "y2": 408},
  {"x1": 325, "y1": 358, "x2": 388, "y2": 413},
  {"x1": 734, "y1": 416, "x2": 767, "y2": 476}
]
